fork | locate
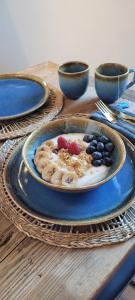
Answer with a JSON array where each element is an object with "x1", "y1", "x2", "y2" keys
[{"x1": 96, "y1": 100, "x2": 135, "y2": 125}]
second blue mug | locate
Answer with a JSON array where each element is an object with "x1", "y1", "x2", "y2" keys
[{"x1": 95, "y1": 63, "x2": 135, "y2": 103}]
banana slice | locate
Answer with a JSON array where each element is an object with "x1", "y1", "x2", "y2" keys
[
  {"x1": 36, "y1": 158, "x2": 49, "y2": 173},
  {"x1": 62, "y1": 171, "x2": 78, "y2": 187},
  {"x1": 38, "y1": 144, "x2": 50, "y2": 152},
  {"x1": 36, "y1": 139, "x2": 54, "y2": 155},
  {"x1": 34, "y1": 150, "x2": 52, "y2": 165},
  {"x1": 51, "y1": 169, "x2": 63, "y2": 185},
  {"x1": 45, "y1": 140, "x2": 55, "y2": 149},
  {"x1": 42, "y1": 161, "x2": 57, "y2": 182}
]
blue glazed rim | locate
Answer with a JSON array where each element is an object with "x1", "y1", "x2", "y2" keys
[
  {"x1": 95, "y1": 63, "x2": 128, "y2": 80},
  {"x1": 3, "y1": 135, "x2": 135, "y2": 226},
  {"x1": 0, "y1": 73, "x2": 49, "y2": 120},
  {"x1": 58, "y1": 61, "x2": 89, "y2": 76}
]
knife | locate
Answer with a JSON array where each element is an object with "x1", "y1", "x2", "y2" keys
[{"x1": 111, "y1": 108, "x2": 135, "y2": 123}]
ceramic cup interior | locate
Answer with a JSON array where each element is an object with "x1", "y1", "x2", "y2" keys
[
  {"x1": 58, "y1": 61, "x2": 89, "y2": 100},
  {"x1": 96, "y1": 63, "x2": 128, "y2": 77},
  {"x1": 59, "y1": 61, "x2": 89, "y2": 74}
]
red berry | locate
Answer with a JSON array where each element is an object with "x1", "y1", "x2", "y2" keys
[
  {"x1": 57, "y1": 136, "x2": 69, "y2": 149},
  {"x1": 69, "y1": 142, "x2": 81, "y2": 155}
]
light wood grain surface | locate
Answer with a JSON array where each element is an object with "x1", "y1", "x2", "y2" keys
[{"x1": 0, "y1": 61, "x2": 135, "y2": 300}]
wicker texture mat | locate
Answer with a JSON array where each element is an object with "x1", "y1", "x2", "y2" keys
[
  {"x1": 0, "y1": 88, "x2": 63, "y2": 140},
  {"x1": 0, "y1": 125, "x2": 135, "y2": 248}
]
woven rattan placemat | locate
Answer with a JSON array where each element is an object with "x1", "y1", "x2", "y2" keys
[
  {"x1": 0, "y1": 87, "x2": 63, "y2": 140},
  {"x1": 0, "y1": 116, "x2": 135, "y2": 248}
]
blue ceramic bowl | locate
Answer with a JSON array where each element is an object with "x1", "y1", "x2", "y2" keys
[
  {"x1": 58, "y1": 61, "x2": 89, "y2": 99},
  {"x1": 22, "y1": 117, "x2": 126, "y2": 193}
]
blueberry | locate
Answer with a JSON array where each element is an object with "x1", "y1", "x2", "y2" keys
[
  {"x1": 102, "y1": 151, "x2": 110, "y2": 157},
  {"x1": 83, "y1": 134, "x2": 94, "y2": 143},
  {"x1": 92, "y1": 159, "x2": 102, "y2": 167},
  {"x1": 92, "y1": 151, "x2": 102, "y2": 160},
  {"x1": 104, "y1": 157, "x2": 113, "y2": 166},
  {"x1": 94, "y1": 133, "x2": 100, "y2": 139},
  {"x1": 89, "y1": 140, "x2": 98, "y2": 147},
  {"x1": 105, "y1": 142, "x2": 114, "y2": 152},
  {"x1": 97, "y1": 142, "x2": 104, "y2": 151},
  {"x1": 98, "y1": 135, "x2": 110, "y2": 144},
  {"x1": 86, "y1": 145, "x2": 96, "y2": 154}
]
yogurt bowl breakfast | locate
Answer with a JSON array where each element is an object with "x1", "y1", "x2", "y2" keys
[
  {"x1": 34, "y1": 133, "x2": 114, "y2": 188},
  {"x1": 22, "y1": 117, "x2": 126, "y2": 192}
]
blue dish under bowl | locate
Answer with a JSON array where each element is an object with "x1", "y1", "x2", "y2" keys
[{"x1": 22, "y1": 117, "x2": 126, "y2": 192}]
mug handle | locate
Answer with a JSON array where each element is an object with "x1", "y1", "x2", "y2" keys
[{"x1": 126, "y1": 68, "x2": 135, "y2": 89}]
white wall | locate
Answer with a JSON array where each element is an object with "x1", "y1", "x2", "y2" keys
[{"x1": 0, "y1": 0, "x2": 135, "y2": 75}]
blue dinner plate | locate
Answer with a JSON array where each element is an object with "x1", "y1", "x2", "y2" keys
[
  {"x1": 4, "y1": 138, "x2": 135, "y2": 225},
  {"x1": 0, "y1": 74, "x2": 49, "y2": 120}
]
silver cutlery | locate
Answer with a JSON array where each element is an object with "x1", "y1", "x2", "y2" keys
[
  {"x1": 111, "y1": 107, "x2": 135, "y2": 123},
  {"x1": 96, "y1": 100, "x2": 135, "y2": 125}
]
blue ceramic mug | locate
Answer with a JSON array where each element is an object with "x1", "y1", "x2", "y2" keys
[
  {"x1": 58, "y1": 61, "x2": 89, "y2": 99},
  {"x1": 95, "y1": 63, "x2": 135, "y2": 103}
]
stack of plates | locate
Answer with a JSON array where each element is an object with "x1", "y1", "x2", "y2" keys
[{"x1": 4, "y1": 127, "x2": 135, "y2": 226}]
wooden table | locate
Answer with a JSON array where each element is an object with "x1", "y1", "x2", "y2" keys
[{"x1": 0, "y1": 62, "x2": 135, "y2": 300}]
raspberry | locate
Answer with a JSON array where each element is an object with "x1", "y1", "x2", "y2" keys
[
  {"x1": 69, "y1": 142, "x2": 81, "y2": 155},
  {"x1": 57, "y1": 136, "x2": 69, "y2": 149}
]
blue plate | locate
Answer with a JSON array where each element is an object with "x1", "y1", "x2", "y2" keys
[
  {"x1": 4, "y1": 138, "x2": 135, "y2": 225},
  {"x1": 0, "y1": 74, "x2": 49, "y2": 120}
]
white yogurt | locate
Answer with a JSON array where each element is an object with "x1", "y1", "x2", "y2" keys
[{"x1": 77, "y1": 166, "x2": 109, "y2": 186}]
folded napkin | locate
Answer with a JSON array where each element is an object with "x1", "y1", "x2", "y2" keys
[
  {"x1": 111, "y1": 103, "x2": 135, "y2": 117},
  {"x1": 90, "y1": 107, "x2": 135, "y2": 145}
]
